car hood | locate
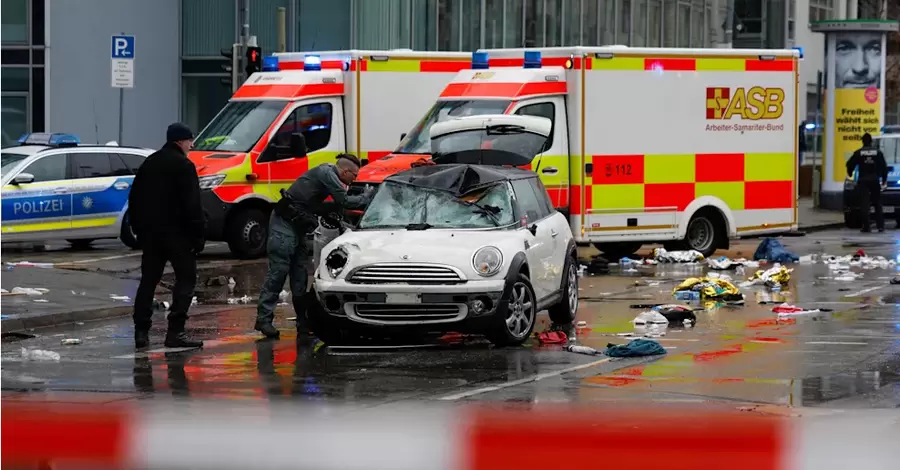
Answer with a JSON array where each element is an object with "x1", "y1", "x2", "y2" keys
[
  {"x1": 188, "y1": 151, "x2": 248, "y2": 176},
  {"x1": 322, "y1": 228, "x2": 523, "y2": 279},
  {"x1": 356, "y1": 153, "x2": 432, "y2": 183}
]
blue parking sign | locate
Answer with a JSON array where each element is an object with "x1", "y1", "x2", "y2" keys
[{"x1": 111, "y1": 35, "x2": 135, "y2": 59}]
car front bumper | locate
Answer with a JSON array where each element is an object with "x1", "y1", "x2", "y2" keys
[{"x1": 314, "y1": 277, "x2": 507, "y2": 326}]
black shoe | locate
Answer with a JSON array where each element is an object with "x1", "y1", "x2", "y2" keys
[
  {"x1": 164, "y1": 331, "x2": 203, "y2": 348},
  {"x1": 878, "y1": 228, "x2": 885, "y2": 233},
  {"x1": 135, "y1": 330, "x2": 150, "y2": 349},
  {"x1": 861, "y1": 228, "x2": 872, "y2": 233},
  {"x1": 255, "y1": 322, "x2": 280, "y2": 339}
]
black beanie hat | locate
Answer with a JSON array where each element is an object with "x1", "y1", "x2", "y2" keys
[{"x1": 166, "y1": 122, "x2": 194, "y2": 142}]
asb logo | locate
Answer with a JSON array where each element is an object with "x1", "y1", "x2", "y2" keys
[{"x1": 706, "y1": 87, "x2": 785, "y2": 120}]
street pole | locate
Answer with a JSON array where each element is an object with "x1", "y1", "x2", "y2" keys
[
  {"x1": 239, "y1": 0, "x2": 250, "y2": 80},
  {"x1": 118, "y1": 31, "x2": 125, "y2": 145},
  {"x1": 813, "y1": 70, "x2": 823, "y2": 208},
  {"x1": 277, "y1": 7, "x2": 286, "y2": 53}
]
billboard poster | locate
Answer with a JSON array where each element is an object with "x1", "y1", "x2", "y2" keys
[{"x1": 828, "y1": 31, "x2": 886, "y2": 182}]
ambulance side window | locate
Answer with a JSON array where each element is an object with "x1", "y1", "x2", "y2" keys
[
  {"x1": 514, "y1": 102, "x2": 554, "y2": 152},
  {"x1": 21, "y1": 154, "x2": 68, "y2": 183},
  {"x1": 271, "y1": 103, "x2": 333, "y2": 156}
]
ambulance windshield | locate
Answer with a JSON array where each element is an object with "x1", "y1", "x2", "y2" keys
[
  {"x1": 193, "y1": 100, "x2": 287, "y2": 153},
  {"x1": 396, "y1": 100, "x2": 511, "y2": 154}
]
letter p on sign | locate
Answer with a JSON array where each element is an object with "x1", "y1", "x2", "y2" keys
[{"x1": 111, "y1": 35, "x2": 134, "y2": 59}]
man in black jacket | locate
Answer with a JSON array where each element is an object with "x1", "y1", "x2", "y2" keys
[
  {"x1": 129, "y1": 123, "x2": 206, "y2": 349},
  {"x1": 846, "y1": 132, "x2": 889, "y2": 233}
]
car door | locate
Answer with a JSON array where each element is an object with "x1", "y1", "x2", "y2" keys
[
  {"x1": 1, "y1": 152, "x2": 72, "y2": 239},
  {"x1": 532, "y1": 177, "x2": 570, "y2": 286},
  {"x1": 511, "y1": 178, "x2": 556, "y2": 301},
  {"x1": 68, "y1": 151, "x2": 131, "y2": 236}
]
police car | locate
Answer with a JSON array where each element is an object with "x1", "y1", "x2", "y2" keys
[
  {"x1": 843, "y1": 132, "x2": 900, "y2": 228},
  {"x1": 1, "y1": 133, "x2": 153, "y2": 249}
]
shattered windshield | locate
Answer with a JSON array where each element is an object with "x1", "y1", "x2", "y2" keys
[
  {"x1": 396, "y1": 100, "x2": 511, "y2": 154},
  {"x1": 432, "y1": 127, "x2": 548, "y2": 157},
  {"x1": 193, "y1": 100, "x2": 287, "y2": 152},
  {"x1": 358, "y1": 181, "x2": 515, "y2": 230}
]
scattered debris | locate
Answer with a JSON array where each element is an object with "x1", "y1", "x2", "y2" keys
[
  {"x1": 632, "y1": 311, "x2": 669, "y2": 326},
  {"x1": 191, "y1": 296, "x2": 198, "y2": 306},
  {"x1": 576, "y1": 320, "x2": 588, "y2": 328},
  {"x1": 772, "y1": 303, "x2": 832, "y2": 318},
  {"x1": 71, "y1": 290, "x2": 86, "y2": 296},
  {"x1": 753, "y1": 238, "x2": 798, "y2": 263},
  {"x1": 11, "y1": 287, "x2": 46, "y2": 296},
  {"x1": 565, "y1": 344, "x2": 601, "y2": 356},
  {"x1": 742, "y1": 264, "x2": 793, "y2": 288},
  {"x1": 2, "y1": 332, "x2": 37, "y2": 341},
  {"x1": 32, "y1": 299, "x2": 49, "y2": 303},
  {"x1": 228, "y1": 277, "x2": 236, "y2": 291},
  {"x1": 653, "y1": 304, "x2": 697, "y2": 324},
  {"x1": 6, "y1": 261, "x2": 54, "y2": 268},
  {"x1": 652, "y1": 247, "x2": 705, "y2": 263},
  {"x1": 227, "y1": 295, "x2": 252, "y2": 304},
  {"x1": 891, "y1": 276, "x2": 900, "y2": 285},
  {"x1": 60, "y1": 339, "x2": 81, "y2": 345},
  {"x1": 152, "y1": 299, "x2": 170, "y2": 310},
  {"x1": 20, "y1": 348, "x2": 60, "y2": 361},
  {"x1": 585, "y1": 256, "x2": 610, "y2": 275},
  {"x1": 672, "y1": 277, "x2": 744, "y2": 303},
  {"x1": 279, "y1": 290, "x2": 290, "y2": 302},
  {"x1": 536, "y1": 331, "x2": 568, "y2": 344},
  {"x1": 605, "y1": 338, "x2": 666, "y2": 358},
  {"x1": 205, "y1": 275, "x2": 230, "y2": 287},
  {"x1": 109, "y1": 294, "x2": 131, "y2": 302}
]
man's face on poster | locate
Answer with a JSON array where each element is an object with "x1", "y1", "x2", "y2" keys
[{"x1": 834, "y1": 33, "x2": 882, "y2": 89}]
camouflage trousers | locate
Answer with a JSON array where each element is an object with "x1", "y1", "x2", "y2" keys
[{"x1": 256, "y1": 213, "x2": 310, "y2": 328}]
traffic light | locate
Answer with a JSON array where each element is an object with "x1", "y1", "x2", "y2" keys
[
  {"x1": 245, "y1": 46, "x2": 262, "y2": 76},
  {"x1": 220, "y1": 44, "x2": 241, "y2": 92}
]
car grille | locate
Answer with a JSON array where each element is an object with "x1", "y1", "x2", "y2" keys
[
  {"x1": 347, "y1": 264, "x2": 465, "y2": 284},
  {"x1": 353, "y1": 304, "x2": 463, "y2": 322}
]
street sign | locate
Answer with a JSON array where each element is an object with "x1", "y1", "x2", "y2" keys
[{"x1": 111, "y1": 35, "x2": 135, "y2": 88}]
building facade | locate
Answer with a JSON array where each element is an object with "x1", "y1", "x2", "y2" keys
[{"x1": 1, "y1": 0, "x2": 895, "y2": 148}]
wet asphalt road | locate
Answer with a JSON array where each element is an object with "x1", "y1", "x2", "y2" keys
[{"x1": 2, "y1": 228, "x2": 899, "y2": 410}]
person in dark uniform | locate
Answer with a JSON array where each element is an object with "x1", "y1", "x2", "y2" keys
[
  {"x1": 846, "y1": 132, "x2": 888, "y2": 233},
  {"x1": 129, "y1": 123, "x2": 206, "y2": 349},
  {"x1": 255, "y1": 154, "x2": 372, "y2": 339}
]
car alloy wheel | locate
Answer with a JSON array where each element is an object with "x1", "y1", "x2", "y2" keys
[
  {"x1": 567, "y1": 263, "x2": 578, "y2": 315},
  {"x1": 506, "y1": 281, "x2": 535, "y2": 339}
]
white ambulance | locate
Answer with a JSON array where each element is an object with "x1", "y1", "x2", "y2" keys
[
  {"x1": 189, "y1": 50, "x2": 470, "y2": 258},
  {"x1": 355, "y1": 47, "x2": 800, "y2": 258}
]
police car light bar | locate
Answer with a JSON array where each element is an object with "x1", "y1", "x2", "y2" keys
[
  {"x1": 17, "y1": 133, "x2": 80, "y2": 147},
  {"x1": 472, "y1": 51, "x2": 489, "y2": 70},
  {"x1": 262, "y1": 55, "x2": 279, "y2": 72},
  {"x1": 523, "y1": 51, "x2": 541, "y2": 69},
  {"x1": 304, "y1": 55, "x2": 322, "y2": 71}
]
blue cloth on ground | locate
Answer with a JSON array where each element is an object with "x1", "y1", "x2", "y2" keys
[
  {"x1": 604, "y1": 338, "x2": 667, "y2": 358},
  {"x1": 752, "y1": 238, "x2": 798, "y2": 263}
]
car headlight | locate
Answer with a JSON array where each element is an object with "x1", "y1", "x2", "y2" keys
[
  {"x1": 324, "y1": 246, "x2": 349, "y2": 278},
  {"x1": 472, "y1": 246, "x2": 503, "y2": 277},
  {"x1": 198, "y1": 174, "x2": 226, "y2": 190}
]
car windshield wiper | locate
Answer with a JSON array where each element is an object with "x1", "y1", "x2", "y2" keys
[
  {"x1": 461, "y1": 201, "x2": 501, "y2": 226},
  {"x1": 405, "y1": 223, "x2": 433, "y2": 230}
]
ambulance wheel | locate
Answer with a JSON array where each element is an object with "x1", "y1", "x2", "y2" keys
[
  {"x1": 120, "y1": 211, "x2": 140, "y2": 249},
  {"x1": 226, "y1": 208, "x2": 268, "y2": 259},
  {"x1": 683, "y1": 209, "x2": 725, "y2": 257},
  {"x1": 593, "y1": 242, "x2": 642, "y2": 260},
  {"x1": 67, "y1": 239, "x2": 95, "y2": 250},
  {"x1": 844, "y1": 212, "x2": 862, "y2": 229}
]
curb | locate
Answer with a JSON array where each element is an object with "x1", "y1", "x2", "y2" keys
[
  {"x1": 1, "y1": 305, "x2": 134, "y2": 333},
  {"x1": 798, "y1": 221, "x2": 845, "y2": 233}
]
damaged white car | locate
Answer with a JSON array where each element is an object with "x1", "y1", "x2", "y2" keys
[{"x1": 311, "y1": 115, "x2": 578, "y2": 346}]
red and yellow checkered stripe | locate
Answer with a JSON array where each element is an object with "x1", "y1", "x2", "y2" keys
[
  {"x1": 587, "y1": 55, "x2": 795, "y2": 72},
  {"x1": 568, "y1": 152, "x2": 794, "y2": 216},
  {"x1": 280, "y1": 57, "x2": 471, "y2": 73}
]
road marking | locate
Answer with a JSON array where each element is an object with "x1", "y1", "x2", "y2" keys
[
  {"x1": 804, "y1": 341, "x2": 868, "y2": 345},
  {"x1": 438, "y1": 357, "x2": 612, "y2": 401},
  {"x1": 844, "y1": 286, "x2": 886, "y2": 297}
]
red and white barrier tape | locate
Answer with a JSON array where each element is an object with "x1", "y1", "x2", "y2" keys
[{"x1": 3, "y1": 402, "x2": 899, "y2": 470}]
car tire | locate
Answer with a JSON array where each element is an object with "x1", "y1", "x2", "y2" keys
[
  {"x1": 681, "y1": 210, "x2": 724, "y2": 258},
  {"x1": 547, "y1": 256, "x2": 579, "y2": 324},
  {"x1": 593, "y1": 242, "x2": 642, "y2": 260},
  {"x1": 120, "y1": 211, "x2": 141, "y2": 249},
  {"x1": 844, "y1": 212, "x2": 862, "y2": 229},
  {"x1": 226, "y1": 208, "x2": 268, "y2": 259},
  {"x1": 486, "y1": 273, "x2": 537, "y2": 347},
  {"x1": 67, "y1": 239, "x2": 95, "y2": 250}
]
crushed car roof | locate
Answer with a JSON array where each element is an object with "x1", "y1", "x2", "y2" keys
[{"x1": 386, "y1": 163, "x2": 535, "y2": 197}]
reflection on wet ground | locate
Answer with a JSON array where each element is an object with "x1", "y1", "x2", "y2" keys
[{"x1": 3, "y1": 230, "x2": 900, "y2": 410}]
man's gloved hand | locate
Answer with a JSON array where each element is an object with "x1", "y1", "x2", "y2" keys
[{"x1": 193, "y1": 238, "x2": 206, "y2": 254}]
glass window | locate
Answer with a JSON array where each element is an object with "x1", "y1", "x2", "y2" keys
[
  {"x1": 618, "y1": 0, "x2": 632, "y2": 45},
  {"x1": 1, "y1": 152, "x2": 29, "y2": 177},
  {"x1": 358, "y1": 181, "x2": 516, "y2": 229},
  {"x1": 545, "y1": 0, "x2": 562, "y2": 47},
  {"x1": 118, "y1": 153, "x2": 146, "y2": 173},
  {"x1": 809, "y1": 0, "x2": 834, "y2": 22},
  {"x1": 663, "y1": 0, "x2": 676, "y2": 46},
  {"x1": 484, "y1": 0, "x2": 505, "y2": 48},
  {"x1": 524, "y1": 0, "x2": 543, "y2": 47},
  {"x1": 23, "y1": 154, "x2": 67, "y2": 183},
  {"x1": 300, "y1": 0, "x2": 351, "y2": 50},
  {"x1": 584, "y1": 0, "x2": 599, "y2": 45},
  {"x1": 71, "y1": 153, "x2": 113, "y2": 179},
  {"x1": 181, "y1": 0, "x2": 236, "y2": 57},
  {"x1": 431, "y1": 127, "x2": 549, "y2": 157},
  {"x1": 563, "y1": 0, "x2": 582, "y2": 46},
  {"x1": 1, "y1": 96, "x2": 28, "y2": 148},
  {"x1": 514, "y1": 102, "x2": 555, "y2": 150},
  {"x1": 649, "y1": 0, "x2": 661, "y2": 47},
  {"x1": 437, "y1": 0, "x2": 460, "y2": 50},
  {"x1": 108, "y1": 154, "x2": 132, "y2": 176},
  {"x1": 633, "y1": 0, "x2": 648, "y2": 46},
  {"x1": 461, "y1": 0, "x2": 482, "y2": 50},
  {"x1": 182, "y1": 77, "x2": 235, "y2": 135},
  {"x1": 511, "y1": 178, "x2": 545, "y2": 222},
  {"x1": 876, "y1": 138, "x2": 900, "y2": 164},
  {"x1": 532, "y1": 178, "x2": 555, "y2": 214},
  {"x1": 691, "y1": 0, "x2": 704, "y2": 47},
  {"x1": 397, "y1": 100, "x2": 512, "y2": 154},
  {"x1": 677, "y1": 3, "x2": 691, "y2": 47},
  {"x1": 1, "y1": 0, "x2": 28, "y2": 44},
  {"x1": 355, "y1": 0, "x2": 406, "y2": 49},
  {"x1": 600, "y1": 0, "x2": 615, "y2": 45},
  {"x1": 269, "y1": 102, "x2": 334, "y2": 154},
  {"x1": 411, "y1": 0, "x2": 439, "y2": 50},
  {"x1": 193, "y1": 100, "x2": 287, "y2": 152},
  {"x1": 505, "y1": 0, "x2": 524, "y2": 47},
  {"x1": 1, "y1": 67, "x2": 29, "y2": 92}
]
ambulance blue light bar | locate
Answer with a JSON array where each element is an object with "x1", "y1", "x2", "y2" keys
[
  {"x1": 262, "y1": 56, "x2": 279, "y2": 72},
  {"x1": 17, "y1": 133, "x2": 80, "y2": 147},
  {"x1": 793, "y1": 47, "x2": 804, "y2": 60},
  {"x1": 524, "y1": 51, "x2": 542, "y2": 69},
  {"x1": 472, "y1": 51, "x2": 489, "y2": 69},
  {"x1": 304, "y1": 55, "x2": 322, "y2": 71}
]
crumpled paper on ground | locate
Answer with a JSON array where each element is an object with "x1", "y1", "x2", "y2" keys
[
  {"x1": 772, "y1": 303, "x2": 826, "y2": 318},
  {"x1": 707, "y1": 256, "x2": 760, "y2": 270},
  {"x1": 633, "y1": 310, "x2": 669, "y2": 325},
  {"x1": 652, "y1": 247, "x2": 705, "y2": 263},
  {"x1": 673, "y1": 276, "x2": 744, "y2": 302},
  {"x1": 742, "y1": 264, "x2": 792, "y2": 288}
]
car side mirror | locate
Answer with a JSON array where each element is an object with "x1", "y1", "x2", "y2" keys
[
  {"x1": 528, "y1": 224, "x2": 538, "y2": 236},
  {"x1": 12, "y1": 173, "x2": 34, "y2": 185},
  {"x1": 400, "y1": 132, "x2": 407, "y2": 142},
  {"x1": 290, "y1": 132, "x2": 308, "y2": 158}
]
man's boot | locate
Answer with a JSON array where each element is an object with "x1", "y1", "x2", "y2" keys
[
  {"x1": 164, "y1": 322, "x2": 203, "y2": 348},
  {"x1": 254, "y1": 321, "x2": 280, "y2": 339},
  {"x1": 135, "y1": 329, "x2": 150, "y2": 349}
]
